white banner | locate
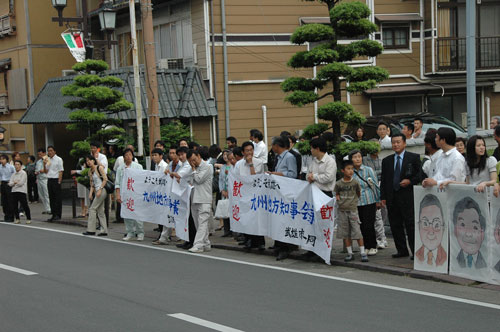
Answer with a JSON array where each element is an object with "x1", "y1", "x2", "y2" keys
[
  {"x1": 120, "y1": 168, "x2": 191, "y2": 241},
  {"x1": 228, "y1": 173, "x2": 335, "y2": 264},
  {"x1": 490, "y1": 195, "x2": 500, "y2": 285},
  {"x1": 414, "y1": 186, "x2": 449, "y2": 274},
  {"x1": 447, "y1": 184, "x2": 493, "y2": 284}
]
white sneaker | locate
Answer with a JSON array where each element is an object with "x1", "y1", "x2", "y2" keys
[
  {"x1": 136, "y1": 234, "x2": 144, "y2": 241},
  {"x1": 26, "y1": 220, "x2": 31, "y2": 225},
  {"x1": 14, "y1": 220, "x2": 20, "y2": 224},
  {"x1": 19, "y1": 212, "x2": 24, "y2": 217},
  {"x1": 367, "y1": 248, "x2": 378, "y2": 256},
  {"x1": 122, "y1": 235, "x2": 134, "y2": 241},
  {"x1": 377, "y1": 241, "x2": 386, "y2": 249},
  {"x1": 188, "y1": 247, "x2": 204, "y2": 253}
]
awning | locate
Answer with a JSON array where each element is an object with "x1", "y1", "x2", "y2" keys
[
  {"x1": 299, "y1": 17, "x2": 330, "y2": 25},
  {"x1": 19, "y1": 67, "x2": 217, "y2": 124},
  {"x1": 375, "y1": 14, "x2": 423, "y2": 22},
  {"x1": 364, "y1": 82, "x2": 494, "y2": 96}
]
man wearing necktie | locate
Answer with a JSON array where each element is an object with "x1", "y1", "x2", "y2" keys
[
  {"x1": 452, "y1": 197, "x2": 487, "y2": 269},
  {"x1": 380, "y1": 133, "x2": 422, "y2": 259}
]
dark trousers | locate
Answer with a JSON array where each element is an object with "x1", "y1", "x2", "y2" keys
[
  {"x1": 249, "y1": 235, "x2": 265, "y2": 247},
  {"x1": 115, "y1": 201, "x2": 124, "y2": 223},
  {"x1": 387, "y1": 194, "x2": 415, "y2": 255},
  {"x1": 27, "y1": 176, "x2": 38, "y2": 202},
  {"x1": 48, "y1": 178, "x2": 62, "y2": 218},
  {"x1": 12, "y1": 192, "x2": 31, "y2": 220},
  {"x1": 322, "y1": 190, "x2": 334, "y2": 198},
  {"x1": 1, "y1": 181, "x2": 13, "y2": 221},
  {"x1": 358, "y1": 203, "x2": 377, "y2": 249},
  {"x1": 188, "y1": 212, "x2": 196, "y2": 244}
]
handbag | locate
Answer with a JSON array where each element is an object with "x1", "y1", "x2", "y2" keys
[
  {"x1": 97, "y1": 167, "x2": 115, "y2": 194},
  {"x1": 215, "y1": 198, "x2": 230, "y2": 219}
]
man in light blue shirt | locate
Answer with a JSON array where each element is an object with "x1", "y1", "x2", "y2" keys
[
  {"x1": 0, "y1": 154, "x2": 15, "y2": 221},
  {"x1": 268, "y1": 136, "x2": 298, "y2": 261}
]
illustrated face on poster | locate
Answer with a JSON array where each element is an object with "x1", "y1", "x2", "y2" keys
[
  {"x1": 417, "y1": 194, "x2": 447, "y2": 266},
  {"x1": 452, "y1": 196, "x2": 486, "y2": 269}
]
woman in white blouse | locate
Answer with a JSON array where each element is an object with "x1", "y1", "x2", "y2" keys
[
  {"x1": 442, "y1": 135, "x2": 497, "y2": 192},
  {"x1": 9, "y1": 160, "x2": 31, "y2": 224}
]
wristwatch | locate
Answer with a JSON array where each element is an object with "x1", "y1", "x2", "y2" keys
[{"x1": 248, "y1": 164, "x2": 254, "y2": 167}]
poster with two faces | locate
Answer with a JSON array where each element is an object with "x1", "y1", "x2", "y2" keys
[{"x1": 414, "y1": 185, "x2": 500, "y2": 284}]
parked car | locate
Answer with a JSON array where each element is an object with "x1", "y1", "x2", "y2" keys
[{"x1": 344, "y1": 112, "x2": 466, "y2": 141}]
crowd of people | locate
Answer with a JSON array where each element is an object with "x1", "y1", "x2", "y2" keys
[{"x1": 3, "y1": 121, "x2": 500, "y2": 264}]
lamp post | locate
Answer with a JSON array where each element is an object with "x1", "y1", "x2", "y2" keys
[
  {"x1": 50, "y1": 0, "x2": 118, "y2": 50},
  {"x1": 98, "y1": 8, "x2": 117, "y2": 49}
]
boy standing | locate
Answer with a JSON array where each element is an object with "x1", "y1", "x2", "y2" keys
[{"x1": 334, "y1": 160, "x2": 369, "y2": 262}]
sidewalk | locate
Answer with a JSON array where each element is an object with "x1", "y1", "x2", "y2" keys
[{"x1": 21, "y1": 200, "x2": 500, "y2": 291}]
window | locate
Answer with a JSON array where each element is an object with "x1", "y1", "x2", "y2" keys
[
  {"x1": 372, "y1": 96, "x2": 422, "y2": 116},
  {"x1": 427, "y1": 94, "x2": 481, "y2": 128},
  {"x1": 154, "y1": 19, "x2": 193, "y2": 64},
  {"x1": 382, "y1": 24, "x2": 410, "y2": 49}
]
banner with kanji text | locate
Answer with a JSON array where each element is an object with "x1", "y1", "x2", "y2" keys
[
  {"x1": 120, "y1": 168, "x2": 191, "y2": 241},
  {"x1": 228, "y1": 173, "x2": 335, "y2": 264}
]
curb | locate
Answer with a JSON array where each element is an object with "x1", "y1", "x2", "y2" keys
[{"x1": 212, "y1": 243, "x2": 478, "y2": 287}]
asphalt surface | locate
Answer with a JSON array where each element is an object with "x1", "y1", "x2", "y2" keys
[{"x1": 1, "y1": 223, "x2": 499, "y2": 332}]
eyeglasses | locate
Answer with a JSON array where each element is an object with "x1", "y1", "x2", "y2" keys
[{"x1": 419, "y1": 219, "x2": 444, "y2": 231}]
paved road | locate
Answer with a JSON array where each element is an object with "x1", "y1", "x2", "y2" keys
[{"x1": 1, "y1": 224, "x2": 499, "y2": 332}]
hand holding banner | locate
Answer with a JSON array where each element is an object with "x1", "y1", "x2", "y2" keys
[
  {"x1": 229, "y1": 173, "x2": 335, "y2": 264},
  {"x1": 120, "y1": 168, "x2": 191, "y2": 241}
]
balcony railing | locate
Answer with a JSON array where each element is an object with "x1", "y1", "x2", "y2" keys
[{"x1": 437, "y1": 36, "x2": 500, "y2": 71}]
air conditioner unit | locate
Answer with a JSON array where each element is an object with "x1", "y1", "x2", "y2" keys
[
  {"x1": 158, "y1": 58, "x2": 184, "y2": 70},
  {"x1": 62, "y1": 69, "x2": 77, "y2": 76},
  {"x1": 0, "y1": 95, "x2": 9, "y2": 114}
]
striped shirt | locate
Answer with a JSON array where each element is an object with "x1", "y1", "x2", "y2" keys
[{"x1": 352, "y1": 165, "x2": 380, "y2": 206}]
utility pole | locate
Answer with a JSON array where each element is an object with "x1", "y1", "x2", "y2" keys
[
  {"x1": 129, "y1": 0, "x2": 144, "y2": 156},
  {"x1": 141, "y1": 0, "x2": 161, "y2": 151},
  {"x1": 466, "y1": 0, "x2": 476, "y2": 136}
]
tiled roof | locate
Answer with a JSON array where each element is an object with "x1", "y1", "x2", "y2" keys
[{"x1": 19, "y1": 67, "x2": 217, "y2": 124}]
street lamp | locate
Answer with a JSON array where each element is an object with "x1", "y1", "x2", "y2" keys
[
  {"x1": 51, "y1": 0, "x2": 68, "y2": 26},
  {"x1": 98, "y1": 8, "x2": 117, "y2": 49}
]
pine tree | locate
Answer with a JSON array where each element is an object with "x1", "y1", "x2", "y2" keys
[
  {"x1": 282, "y1": 0, "x2": 389, "y2": 155},
  {"x1": 61, "y1": 59, "x2": 133, "y2": 158}
]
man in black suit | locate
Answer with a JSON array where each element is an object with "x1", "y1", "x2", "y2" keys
[{"x1": 380, "y1": 133, "x2": 421, "y2": 259}]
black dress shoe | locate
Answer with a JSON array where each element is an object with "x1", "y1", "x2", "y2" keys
[
  {"x1": 257, "y1": 245, "x2": 266, "y2": 251},
  {"x1": 176, "y1": 242, "x2": 192, "y2": 249},
  {"x1": 237, "y1": 240, "x2": 246, "y2": 245},
  {"x1": 97, "y1": 233, "x2": 108, "y2": 237},
  {"x1": 221, "y1": 232, "x2": 232, "y2": 237},
  {"x1": 410, "y1": 255, "x2": 414, "y2": 260},
  {"x1": 82, "y1": 231, "x2": 96, "y2": 236},
  {"x1": 276, "y1": 250, "x2": 289, "y2": 261},
  {"x1": 244, "y1": 239, "x2": 252, "y2": 249},
  {"x1": 47, "y1": 217, "x2": 54, "y2": 222},
  {"x1": 392, "y1": 252, "x2": 410, "y2": 258},
  {"x1": 52, "y1": 216, "x2": 61, "y2": 221}
]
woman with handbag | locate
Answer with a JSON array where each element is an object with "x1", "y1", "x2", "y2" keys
[
  {"x1": 83, "y1": 155, "x2": 109, "y2": 236},
  {"x1": 349, "y1": 149, "x2": 380, "y2": 256}
]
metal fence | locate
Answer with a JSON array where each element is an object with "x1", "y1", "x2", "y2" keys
[{"x1": 437, "y1": 36, "x2": 500, "y2": 71}]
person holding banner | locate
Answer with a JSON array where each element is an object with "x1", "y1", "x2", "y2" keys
[
  {"x1": 115, "y1": 148, "x2": 144, "y2": 241},
  {"x1": 186, "y1": 150, "x2": 213, "y2": 253},
  {"x1": 306, "y1": 138, "x2": 337, "y2": 197},
  {"x1": 380, "y1": 134, "x2": 421, "y2": 259},
  {"x1": 268, "y1": 136, "x2": 298, "y2": 261},
  {"x1": 153, "y1": 147, "x2": 183, "y2": 245},
  {"x1": 438, "y1": 136, "x2": 497, "y2": 193},
  {"x1": 234, "y1": 141, "x2": 266, "y2": 250},
  {"x1": 422, "y1": 127, "x2": 466, "y2": 189}
]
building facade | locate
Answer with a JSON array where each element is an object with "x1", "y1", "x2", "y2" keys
[{"x1": 0, "y1": 0, "x2": 79, "y2": 160}]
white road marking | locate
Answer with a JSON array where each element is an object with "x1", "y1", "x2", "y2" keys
[
  {"x1": 3, "y1": 223, "x2": 500, "y2": 310},
  {"x1": 0, "y1": 263, "x2": 37, "y2": 276},
  {"x1": 168, "y1": 313, "x2": 244, "y2": 332}
]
